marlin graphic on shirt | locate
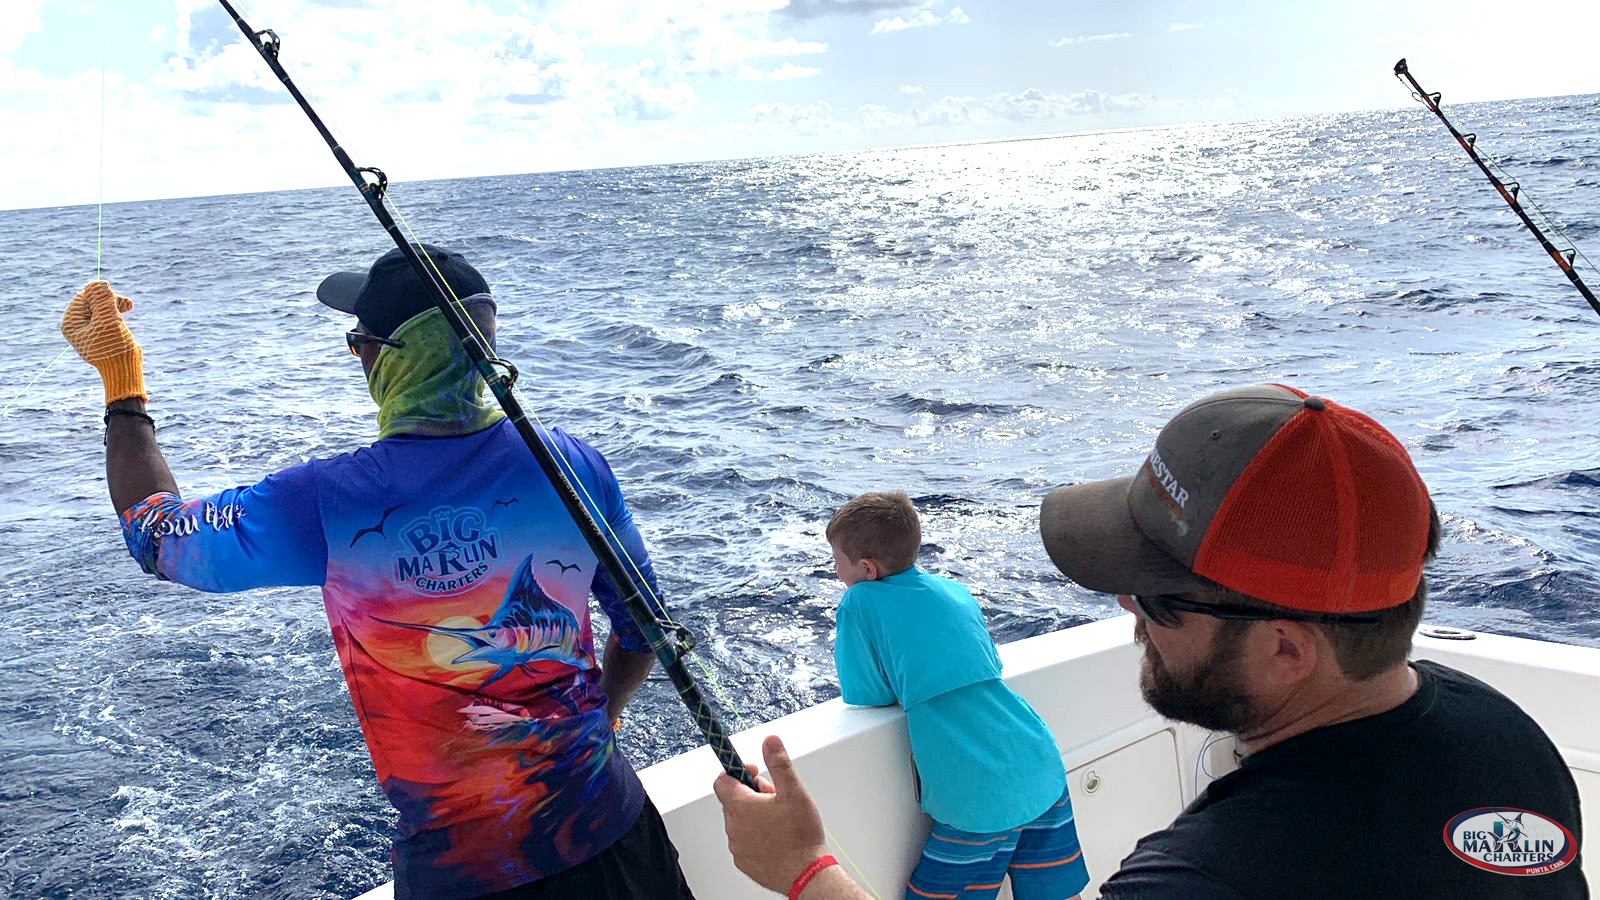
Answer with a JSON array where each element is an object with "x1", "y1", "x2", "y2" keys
[{"x1": 375, "y1": 553, "x2": 588, "y2": 688}]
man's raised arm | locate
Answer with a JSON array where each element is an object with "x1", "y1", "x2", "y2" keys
[{"x1": 60, "y1": 280, "x2": 178, "y2": 513}]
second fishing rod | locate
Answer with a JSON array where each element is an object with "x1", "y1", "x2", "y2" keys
[
  {"x1": 1394, "y1": 58, "x2": 1599, "y2": 319},
  {"x1": 215, "y1": 0, "x2": 757, "y2": 788}
]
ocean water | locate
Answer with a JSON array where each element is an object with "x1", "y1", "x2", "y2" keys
[{"x1": 2, "y1": 94, "x2": 1599, "y2": 898}]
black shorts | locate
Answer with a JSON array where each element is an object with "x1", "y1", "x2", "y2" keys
[{"x1": 473, "y1": 798, "x2": 695, "y2": 900}]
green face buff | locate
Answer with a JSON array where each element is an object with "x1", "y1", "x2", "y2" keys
[{"x1": 367, "y1": 305, "x2": 505, "y2": 440}]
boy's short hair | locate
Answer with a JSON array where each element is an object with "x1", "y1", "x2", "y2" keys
[{"x1": 826, "y1": 491, "x2": 921, "y2": 573}]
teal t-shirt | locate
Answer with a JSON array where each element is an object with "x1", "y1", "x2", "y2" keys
[{"x1": 834, "y1": 566, "x2": 1067, "y2": 832}]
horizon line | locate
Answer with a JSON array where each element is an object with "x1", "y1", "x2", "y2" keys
[{"x1": 4, "y1": 89, "x2": 1596, "y2": 215}]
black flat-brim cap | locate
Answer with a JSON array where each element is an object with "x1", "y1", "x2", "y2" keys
[{"x1": 317, "y1": 244, "x2": 490, "y2": 338}]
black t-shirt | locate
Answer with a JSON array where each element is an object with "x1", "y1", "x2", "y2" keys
[{"x1": 1099, "y1": 661, "x2": 1587, "y2": 899}]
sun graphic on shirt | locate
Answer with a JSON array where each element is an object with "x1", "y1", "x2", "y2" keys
[{"x1": 424, "y1": 615, "x2": 491, "y2": 671}]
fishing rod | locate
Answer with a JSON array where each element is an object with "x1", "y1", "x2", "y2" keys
[
  {"x1": 214, "y1": 0, "x2": 756, "y2": 787},
  {"x1": 1393, "y1": 58, "x2": 1600, "y2": 319}
]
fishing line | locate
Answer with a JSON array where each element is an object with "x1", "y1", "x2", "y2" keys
[
  {"x1": 394, "y1": 126, "x2": 892, "y2": 900},
  {"x1": 0, "y1": 350, "x2": 71, "y2": 417},
  {"x1": 221, "y1": 5, "x2": 881, "y2": 887},
  {"x1": 215, "y1": 1, "x2": 768, "y2": 802},
  {"x1": 376, "y1": 214, "x2": 852, "y2": 893},
  {"x1": 4, "y1": 64, "x2": 107, "y2": 417},
  {"x1": 385, "y1": 196, "x2": 759, "y2": 734},
  {"x1": 376, "y1": 167, "x2": 754, "y2": 731},
  {"x1": 263, "y1": 0, "x2": 678, "y2": 649},
  {"x1": 380, "y1": 201, "x2": 827, "y2": 813},
  {"x1": 97, "y1": 63, "x2": 106, "y2": 280}
]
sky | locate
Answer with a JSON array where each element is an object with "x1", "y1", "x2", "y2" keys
[{"x1": 2, "y1": 0, "x2": 1598, "y2": 211}]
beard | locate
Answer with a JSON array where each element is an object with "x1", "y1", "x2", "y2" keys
[{"x1": 1135, "y1": 618, "x2": 1260, "y2": 733}]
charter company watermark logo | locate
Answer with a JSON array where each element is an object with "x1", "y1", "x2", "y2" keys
[
  {"x1": 1443, "y1": 807, "x2": 1578, "y2": 876},
  {"x1": 393, "y1": 506, "x2": 500, "y2": 595}
]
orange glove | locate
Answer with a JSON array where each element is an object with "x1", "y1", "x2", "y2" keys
[{"x1": 60, "y1": 280, "x2": 147, "y2": 405}]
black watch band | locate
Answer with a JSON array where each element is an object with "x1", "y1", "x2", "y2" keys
[{"x1": 103, "y1": 407, "x2": 155, "y2": 445}]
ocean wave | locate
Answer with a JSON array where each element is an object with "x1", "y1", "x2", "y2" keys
[
  {"x1": 1493, "y1": 469, "x2": 1600, "y2": 490},
  {"x1": 1447, "y1": 569, "x2": 1600, "y2": 622},
  {"x1": 886, "y1": 393, "x2": 1036, "y2": 416}
]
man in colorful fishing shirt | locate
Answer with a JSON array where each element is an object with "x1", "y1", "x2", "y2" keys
[{"x1": 61, "y1": 246, "x2": 695, "y2": 900}]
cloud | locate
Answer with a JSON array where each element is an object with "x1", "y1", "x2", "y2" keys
[
  {"x1": 158, "y1": 2, "x2": 814, "y2": 122},
  {"x1": 1365, "y1": 31, "x2": 1412, "y2": 44},
  {"x1": 504, "y1": 89, "x2": 564, "y2": 105},
  {"x1": 1, "y1": 0, "x2": 46, "y2": 54},
  {"x1": 501, "y1": 23, "x2": 587, "y2": 65},
  {"x1": 392, "y1": 86, "x2": 449, "y2": 103},
  {"x1": 1049, "y1": 32, "x2": 1132, "y2": 47},
  {"x1": 885, "y1": 86, "x2": 1156, "y2": 128},
  {"x1": 153, "y1": 38, "x2": 304, "y2": 105},
  {"x1": 744, "y1": 99, "x2": 839, "y2": 135},
  {"x1": 550, "y1": 2, "x2": 825, "y2": 80},
  {"x1": 1373, "y1": 1, "x2": 1390, "y2": 8},
  {"x1": 911, "y1": 94, "x2": 977, "y2": 126},
  {"x1": 989, "y1": 86, "x2": 1156, "y2": 120},
  {"x1": 606, "y1": 58, "x2": 697, "y2": 120},
  {"x1": 183, "y1": 4, "x2": 251, "y2": 58},
  {"x1": 871, "y1": 5, "x2": 970, "y2": 33},
  {"x1": 858, "y1": 102, "x2": 902, "y2": 129},
  {"x1": 172, "y1": 84, "x2": 298, "y2": 105},
  {"x1": 780, "y1": 0, "x2": 926, "y2": 21},
  {"x1": 1168, "y1": 23, "x2": 1204, "y2": 32},
  {"x1": 10, "y1": 0, "x2": 858, "y2": 207},
  {"x1": 670, "y1": 33, "x2": 827, "y2": 77},
  {"x1": 737, "y1": 61, "x2": 823, "y2": 80},
  {"x1": 147, "y1": 4, "x2": 703, "y2": 153},
  {"x1": 899, "y1": 83, "x2": 923, "y2": 94},
  {"x1": 768, "y1": 62, "x2": 822, "y2": 79},
  {"x1": 732, "y1": 36, "x2": 830, "y2": 58},
  {"x1": 871, "y1": 10, "x2": 936, "y2": 32}
]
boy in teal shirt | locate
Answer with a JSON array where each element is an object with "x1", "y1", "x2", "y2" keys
[{"x1": 828, "y1": 491, "x2": 1088, "y2": 900}]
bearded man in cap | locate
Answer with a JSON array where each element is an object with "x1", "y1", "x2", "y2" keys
[
  {"x1": 62, "y1": 247, "x2": 695, "y2": 900},
  {"x1": 713, "y1": 384, "x2": 1583, "y2": 899}
]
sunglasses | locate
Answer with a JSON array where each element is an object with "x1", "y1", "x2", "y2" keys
[
  {"x1": 1132, "y1": 593, "x2": 1383, "y2": 629},
  {"x1": 346, "y1": 330, "x2": 405, "y2": 356}
]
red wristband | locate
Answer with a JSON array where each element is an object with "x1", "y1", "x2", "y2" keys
[{"x1": 789, "y1": 854, "x2": 837, "y2": 900}]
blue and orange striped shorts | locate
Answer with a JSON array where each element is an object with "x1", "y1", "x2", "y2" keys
[{"x1": 904, "y1": 786, "x2": 1089, "y2": 900}]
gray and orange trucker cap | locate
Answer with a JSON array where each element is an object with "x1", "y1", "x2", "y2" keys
[{"x1": 1040, "y1": 384, "x2": 1432, "y2": 614}]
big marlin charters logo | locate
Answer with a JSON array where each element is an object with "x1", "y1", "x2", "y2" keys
[
  {"x1": 393, "y1": 506, "x2": 501, "y2": 595},
  {"x1": 1443, "y1": 808, "x2": 1579, "y2": 876}
]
